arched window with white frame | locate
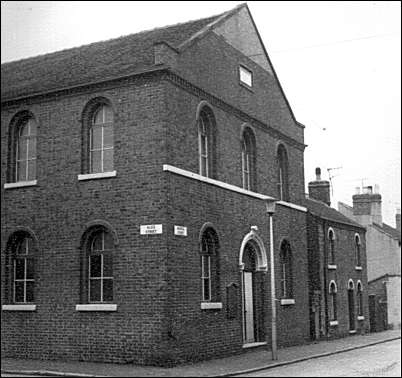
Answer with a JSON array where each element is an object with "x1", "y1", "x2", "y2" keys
[
  {"x1": 328, "y1": 228, "x2": 336, "y2": 265},
  {"x1": 241, "y1": 127, "x2": 256, "y2": 191},
  {"x1": 357, "y1": 280, "x2": 363, "y2": 317},
  {"x1": 329, "y1": 280, "x2": 337, "y2": 321},
  {"x1": 197, "y1": 105, "x2": 216, "y2": 178},
  {"x1": 279, "y1": 240, "x2": 293, "y2": 299},
  {"x1": 276, "y1": 143, "x2": 289, "y2": 201},
  {"x1": 355, "y1": 234, "x2": 361, "y2": 267}
]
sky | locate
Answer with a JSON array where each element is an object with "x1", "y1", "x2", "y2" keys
[{"x1": 1, "y1": 1, "x2": 401, "y2": 227}]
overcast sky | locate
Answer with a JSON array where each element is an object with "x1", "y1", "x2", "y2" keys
[{"x1": 2, "y1": 1, "x2": 401, "y2": 227}]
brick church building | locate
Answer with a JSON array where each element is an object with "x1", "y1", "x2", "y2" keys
[{"x1": 1, "y1": 3, "x2": 367, "y2": 366}]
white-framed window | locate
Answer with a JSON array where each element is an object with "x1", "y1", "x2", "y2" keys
[
  {"x1": 90, "y1": 105, "x2": 114, "y2": 174},
  {"x1": 239, "y1": 66, "x2": 253, "y2": 87},
  {"x1": 16, "y1": 118, "x2": 37, "y2": 182},
  {"x1": 280, "y1": 240, "x2": 293, "y2": 299},
  {"x1": 329, "y1": 280, "x2": 337, "y2": 321},
  {"x1": 357, "y1": 280, "x2": 363, "y2": 317},
  {"x1": 201, "y1": 254, "x2": 211, "y2": 302},
  {"x1": 242, "y1": 138, "x2": 251, "y2": 190},
  {"x1": 13, "y1": 236, "x2": 35, "y2": 303},
  {"x1": 277, "y1": 144, "x2": 289, "y2": 201},
  {"x1": 328, "y1": 228, "x2": 336, "y2": 265},
  {"x1": 355, "y1": 233, "x2": 361, "y2": 267},
  {"x1": 199, "y1": 114, "x2": 209, "y2": 177}
]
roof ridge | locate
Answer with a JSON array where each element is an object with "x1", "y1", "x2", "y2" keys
[{"x1": 1, "y1": 10, "x2": 225, "y2": 66}]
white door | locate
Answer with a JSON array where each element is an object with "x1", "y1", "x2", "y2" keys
[{"x1": 244, "y1": 272, "x2": 255, "y2": 343}]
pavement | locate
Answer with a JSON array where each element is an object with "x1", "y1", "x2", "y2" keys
[{"x1": 1, "y1": 329, "x2": 400, "y2": 377}]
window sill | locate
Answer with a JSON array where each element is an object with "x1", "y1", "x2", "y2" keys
[
  {"x1": 242, "y1": 341, "x2": 267, "y2": 349},
  {"x1": 349, "y1": 330, "x2": 357, "y2": 334},
  {"x1": 355, "y1": 266, "x2": 363, "y2": 271},
  {"x1": 357, "y1": 316, "x2": 365, "y2": 321},
  {"x1": 327, "y1": 264, "x2": 337, "y2": 270},
  {"x1": 280, "y1": 298, "x2": 295, "y2": 306},
  {"x1": 4, "y1": 180, "x2": 37, "y2": 189},
  {"x1": 201, "y1": 302, "x2": 222, "y2": 310},
  {"x1": 329, "y1": 320, "x2": 338, "y2": 326},
  {"x1": 75, "y1": 304, "x2": 117, "y2": 311},
  {"x1": 2, "y1": 304, "x2": 36, "y2": 311},
  {"x1": 78, "y1": 171, "x2": 117, "y2": 181}
]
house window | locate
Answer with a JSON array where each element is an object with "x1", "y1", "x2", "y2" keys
[
  {"x1": 88, "y1": 229, "x2": 114, "y2": 303},
  {"x1": 89, "y1": 105, "x2": 114, "y2": 174},
  {"x1": 16, "y1": 117, "x2": 37, "y2": 182},
  {"x1": 328, "y1": 228, "x2": 336, "y2": 265},
  {"x1": 200, "y1": 227, "x2": 220, "y2": 302},
  {"x1": 280, "y1": 240, "x2": 293, "y2": 299},
  {"x1": 13, "y1": 235, "x2": 35, "y2": 303},
  {"x1": 241, "y1": 127, "x2": 256, "y2": 191},
  {"x1": 277, "y1": 144, "x2": 289, "y2": 201},
  {"x1": 198, "y1": 106, "x2": 216, "y2": 178},
  {"x1": 329, "y1": 281, "x2": 337, "y2": 321},
  {"x1": 239, "y1": 66, "x2": 253, "y2": 87},
  {"x1": 355, "y1": 234, "x2": 361, "y2": 267},
  {"x1": 357, "y1": 281, "x2": 363, "y2": 317}
]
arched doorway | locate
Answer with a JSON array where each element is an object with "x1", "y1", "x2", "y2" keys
[
  {"x1": 239, "y1": 228, "x2": 267, "y2": 345},
  {"x1": 348, "y1": 280, "x2": 356, "y2": 332}
]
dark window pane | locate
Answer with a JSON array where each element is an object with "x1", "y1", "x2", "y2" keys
[
  {"x1": 28, "y1": 119, "x2": 37, "y2": 135},
  {"x1": 93, "y1": 107, "x2": 104, "y2": 125},
  {"x1": 26, "y1": 281, "x2": 34, "y2": 302},
  {"x1": 28, "y1": 137, "x2": 36, "y2": 159},
  {"x1": 90, "y1": 150, "x2": 102, "y2": 173},
  {"x1": 90, "y1": 126, "x2": 102, "y2": 150},
  {"x1": 26, "y1": 259, "x2": 34, "y2": 279},
  {"x1": 203, "y1": 279, "x2": 210, "y2": 301},
  {"x1": 103, "y1": 232, "x2": 113, "y2": 250},
  {"x1": 202, "y1": 256, "x2": 210, "y2": 277},
  {"x1": 17, "y1": 238, "x2": 28, "y2": 254},
  {"x1": 28, "y1": 160, "x2": 36, "y2": 181},
  {"x1": 103, "y1": 149, "x2": 114, "y2": 172},
  {"x1": 103, "y1": 254, "x2": 113, "y2": 277},
  {"x1": 91, "y1": 232, "x2": 103, "y2": 251},
  {"x1": 15, "y1": 281, "x2": 25, "y2": 302},
  {"x1": 200, "y1": 135, "x2": 207, "y2": 155},
  {"x1": 17, "y1": 161, "x2": 27, "y2": 181},
  {"x1": 19, "y1": 122, "x2": 29, "y2": 137},
  {"x1": 18, "y1": 138, "x2": 28, "y2": 160},
  {"x1": 89, "y1": 279, "x2": 101, "y2": 302},
  {"x1": 15, "y1": 259, "x2": 25, "y2": 279},
  {"x1": 89, "y1": 255, "x2": 102, "y2": 277},
  {"x1": 103, "y1": 279, "x2": 113, "y2": 302},
  {"x1": 201, "y1": 156, "x2": 207, "y2": 176},
  {"x1": 104, "y1": 106, "x2": 113, "y2": 123},
  {"x1": 103, "y1": 126, "x2": 113, "y2": 148}
]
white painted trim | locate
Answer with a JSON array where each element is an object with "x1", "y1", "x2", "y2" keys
[
  {"x1": 280, "y1": 298, "x2": 295, "y2": 306},
  {"x1": 329, "y1": 320, "x2": 338, "y2": 326},
  {"x1": 201, "y1": 302, "x2": 223, "y2": 310},
  {"x1": 357, "y1": 315, "x2": 365, "y2": 321},
  {"x1": 276, "y1": 200, "x2": 307, "y2": 212},
  {"x1": 355, "y1": 266, "x2": 363, "y2": 271},
  {"x1": 78, "y1": 171, "x2": 117, "y2": 181},
  {"x1": 4, "y1": 180, "x2": 37, "y2": 189},
  {"x1": 349, "y1": 330, "x2": 357, "y2": 334},
  {"x1": 2, "y1": 304, "x2": 36, "y2": 311},
  {"x1": 239, "y1": 228, "x2": 268, "y2": 272},
  {"x1": 328, "y1": 264, "x2": 337, "y2": 270},
  {"x1": 75, "y1": 304, "x2": 117, "y2": 311},
  {"x1": 242, "y1": 341, "x2": 267, "y2": 349}
]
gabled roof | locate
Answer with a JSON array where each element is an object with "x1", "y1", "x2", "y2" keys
[
  {"x1": 372, "y1": 222, "x2": 401, "y2": 242},
  {"x1": 1, "y1": 11, "x2": 225, "y2": 101},
  {"x1": 304, "y1": 197, "x2": 365, "y2": 229}
]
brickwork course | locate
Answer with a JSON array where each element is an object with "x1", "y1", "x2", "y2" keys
[{"x1": 1, "y1": 3, "x2": 369, "y2": 366}]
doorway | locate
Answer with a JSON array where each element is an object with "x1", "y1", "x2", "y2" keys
[{"x1": 348, "y1": 281, "x2": 356, "y2": 332}]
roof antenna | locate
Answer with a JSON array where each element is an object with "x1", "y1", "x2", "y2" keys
[{"x1": 327, "y1": 166, "x2": 342, "y2": 197}]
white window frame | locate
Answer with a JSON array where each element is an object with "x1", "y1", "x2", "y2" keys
[
  {"x1": 198, "y1": 116, "x2": 209, "y2": 177},
  {"x1": 13, "y1": 239, "x2": 34, "y2": 304},
  {"x1": 354, "y1": 233, "x2": 362, "y2": 268},
  {"x1": 242, "y1": 139, "x2": 251, "y2": 190},
  {"x1": 16, "y1": 118, "x2": 37, "y2": 182},
  {"x1": 329, "y1": 280, "x2": 338, "y2": 321},
  {"x1": 201, "y1": 254, "x2": 211, "y2": 302},
  {"x1": 328, "y1": 228, "x2": 336, "y2": 265},
  {"x1": 239, "y1": 66, "x2": 253, "y2": 88}
]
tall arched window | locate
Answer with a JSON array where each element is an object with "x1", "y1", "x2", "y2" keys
[
  {"x1": 355, "y1": 234, "x2": 361, "y2": 267},
  {"x1": 200, "y1": 227, "x2": 220, "y2": 302},
  {"x1": 241, "y1": 127, "x2": 256, "y2": 191},
  {"x1": 277, "y1": 144, "x2": 289, "y2": 201},
  {"x1": 198, "y1": 106, "x2": 216, "y2": 178},
  {"x1": 86, "y1": 228, "x2": 114, "y2": 303},
  {"x1": 357, "y1": 281, "x2": 363, "y2": 317},
  {"x1": 90, "y1": 105, "x2": 114, "y2": 174},
  {"x1": 329, "y1": 281, "x2": 337, "y2": 321},
  {"x1": 328, "y1": 228, "x2": 336, "y2": 265},
  {"x1": 16, "y1": 117, "x2": 37, "y2": 182},
  {"x1": 280, "y1": 240, "x2": 293, "y2": 299}
]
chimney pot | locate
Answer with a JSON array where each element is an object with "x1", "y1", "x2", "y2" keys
[
  {"x1": 355, "y1": 187, "x2": 361, "y2": 195},
  {"x1": 315, "y1": 167, "x2": 321, "y2": 181}
]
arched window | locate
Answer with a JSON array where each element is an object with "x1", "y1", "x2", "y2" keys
[
  {"x1": 328, "y1": 228, "x2": 336, "y2": 265},
  {"x1": 355, "y1": 234, "x2": 361, "y2": 267},
  {"x1": 89, "y1": 105, "x2": 114, "y2": 174},
  {"x1": 329, "y1": 281, "x2": 337, "y2": 321},
  {"x1": 86, "y1": 228, "x2": 114, "y2": 303},
  {"x1": 5, "y1": 232, "x2": 36, "y2": 303},
  {"x1": 277, "y1": 144, "x2": 289, "y2": 201},
  {"x1": 357, "y1": 281, "x2": 363, "y2": 317},
  {"x1": 280, "y1": 240, "x2": 293, "y2": 299},
  {"x1": 241, "y1": 127, "x2": 256, "y2": 191},
  {"x1": 198, "y1": 106, "x2": 216, "y2": 178},
  {"x1": 200, "y1": 227, "x2": 220, "y2": 302}
]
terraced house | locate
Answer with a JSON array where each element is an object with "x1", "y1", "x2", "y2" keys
[{"x1": 1, "y1": 3, "x2": 367, "y2": 366}]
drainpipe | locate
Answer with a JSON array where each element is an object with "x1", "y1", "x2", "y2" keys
[{"x1": 322, "y1": 219, "x2": 329, "y2": 337}]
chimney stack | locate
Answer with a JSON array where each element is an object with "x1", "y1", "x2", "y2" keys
[
  {"x1": 308, "y1": 167, "x2": 331, "y2": 206},
  {"x1": 352, "y1": 184, "x2": 382, "y2": 226},
  {"x1": 396, "y1": 208, "x2": 401, "y2": 233}
]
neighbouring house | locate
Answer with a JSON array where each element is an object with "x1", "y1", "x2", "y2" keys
[
  {"x1": 338, "y1": 188, "x2": 401, "y2": 331},
  {"x1": 304, "y1": 168, "x2": 369, "y2": 340},
  {"x1": 1, "y1": 4, "x2": 311, "y2": 365}
]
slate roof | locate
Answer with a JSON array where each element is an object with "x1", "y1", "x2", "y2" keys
[
  {"x1": 1, "y1": 12, "x2": 225, "y2": 101},
  {"x1": 373, "y1": 222, "x2": 401, "y2": 242},
  {"x1": 304, "y1": 197, "x2": 365, "y2": 229}
]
